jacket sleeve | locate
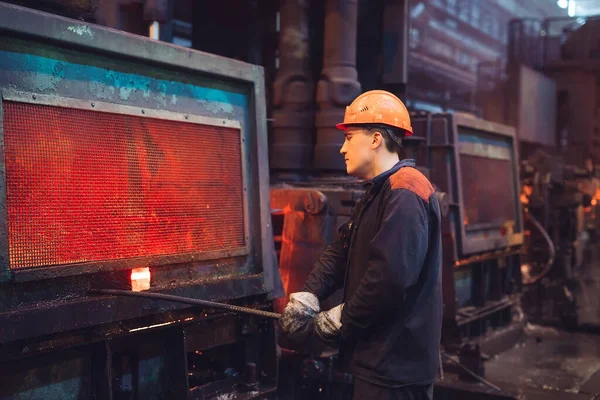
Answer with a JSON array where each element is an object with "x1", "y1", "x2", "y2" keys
[
  {"x1": 341, "y1": 188, "x2": 429, "y2": 340},
  {"x1": 302, "y1": 237, "x2": 347, "y2": 302}
]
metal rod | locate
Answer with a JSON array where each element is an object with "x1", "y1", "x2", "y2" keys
[
  {"x1": 454, "y1": 248, "x2": 522, "y2": 268},
  {"x1": 456, "y1": 296, "x2": 519, "y2": 326},
  {"x1": 88, "y1": 289, "x2": 282, "y2": 320},
  {"x1": 441, "y1": 352, "x2": 502, "y2": 392}
]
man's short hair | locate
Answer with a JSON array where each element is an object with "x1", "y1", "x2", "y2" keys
[{"x1": 365, "y1": 125, "x2": 405, "y2": 152}]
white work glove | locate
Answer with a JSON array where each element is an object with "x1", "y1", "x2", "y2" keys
[
  {"x1": 314, "y1": 303, "x2": 344, "y2": 345},
  {"x1": 279, "y1": 292, "x2": 320, "y2": 340}
]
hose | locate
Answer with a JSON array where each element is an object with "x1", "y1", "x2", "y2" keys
[
  {"x1": 88, "y1": 288, "x2": 282, "y2": 320},
  {"x1": 523, "y1": 211, "x2": 555, "y2": 285},
  {"x1": 441, "y1": 352, "x2": 501, "y2": 392}
]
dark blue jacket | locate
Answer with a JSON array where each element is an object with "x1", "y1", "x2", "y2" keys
[{"x1": 303, "y1": 159, "x2": 442, "y2": 387}]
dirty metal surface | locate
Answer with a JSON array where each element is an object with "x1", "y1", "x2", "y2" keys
[
  {"x1": 0, "y1": 2, "x2": 263, "y2": 83},
  {"x1": 487, "y1": 324, "x2": 600, "y2": 395},
  {"x1": 0, "y1": 272, "x2": 268, "y2": 344},
  {"x1": 438, "y1": 323, "x2": 600, "y2": 399}
]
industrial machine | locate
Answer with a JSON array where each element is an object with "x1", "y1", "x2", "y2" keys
[
  {"x1": 0, "y1": 3, "x2": 281, "y2": 399},
  {"x1": 410, "y1": 112, "x2": 524, "y2": 363},
  {"x1": 519, "y1": 150, "x2": 597, "y2": 327},
  {"x1": 502, "y1": 15, "x2": 600, "y2": 331}
]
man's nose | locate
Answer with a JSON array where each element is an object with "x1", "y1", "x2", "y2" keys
[{"x1": 340, "y1": 142, "x2": 347, "y2": 155}]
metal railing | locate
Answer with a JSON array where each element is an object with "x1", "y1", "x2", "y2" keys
[
  {"x1": 542, "y1": 16, "x2": 600, "y2": 65},
  {"x1": 508, "y1": 15, "x2": 600, "y2": 69}
]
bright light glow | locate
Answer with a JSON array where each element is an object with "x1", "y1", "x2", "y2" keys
[
  {"x1": 128, "y1": 316, "x2": 194, "y2": 333},
  {"x1": 129, "y1": 320, "x2": 175, "y2": 333},
  {"x1": 568, "y1": 0, "x2": 576, "y2": 17},
  {"x1": 131, "y1": 267, "x2": 151, "y2": 292},
  {"x1": 557, "y1": 0, "x2": 568, "y2": 9},
  {"x1": 131, "y1": 267, "x2": 150, "y2": 281},
  {"x1": 149, "y1": 21, "x2": 159, "y2": 40},
  {"x1": 411, "y1": 3, "x2": 425, "y2": 18}
]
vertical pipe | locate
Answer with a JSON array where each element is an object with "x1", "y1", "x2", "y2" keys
[
  {"x1": 382, "y1": 0, "x2": 409, "y2": 100},
  {"x1": 271, "y1": 0, "x2": 315, "y2": 178},
  {"x1": 314, "y1": 0, "x2": 361, "y2": 173}
]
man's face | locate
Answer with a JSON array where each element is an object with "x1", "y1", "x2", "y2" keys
[{"x1": 339, "y1": 127, "x2": 375, "y2": 179}]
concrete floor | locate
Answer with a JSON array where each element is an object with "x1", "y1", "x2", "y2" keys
[{"x1": 436, "y1": 322, "x2": 600, "y2": 399}]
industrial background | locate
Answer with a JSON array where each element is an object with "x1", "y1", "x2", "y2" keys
[{"x1": 1, "y1": 0, "x2": 600, "y2": 399}]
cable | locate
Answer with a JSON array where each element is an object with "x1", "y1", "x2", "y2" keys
[
  {"x1": 522, "y1": 211, "x2": 556, "y2": 285},
  {"x1": 441, "y1": 352, "x2": 502, "y2": 392},
  {"x1": 88, "y1": 288, "x2": 282, "y2": 320}
]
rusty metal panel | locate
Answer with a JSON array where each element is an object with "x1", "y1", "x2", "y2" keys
[
  {"x1": 270, "y1": 188, "x2": 336, "y2": 306},
  {"x1": 517, "y1": 65, "x2": 556, "y2": 146},
  {"x1": 506, "y1": 64, "x2": 557, "y2": 146}
]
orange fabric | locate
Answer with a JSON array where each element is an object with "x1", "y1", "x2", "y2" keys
[
  {"x1": 336, "y1": 90, "x2": 413, "y2": 136},
  {"x1": 389, "y1": 167, "x2": 434, "y2": 202}
]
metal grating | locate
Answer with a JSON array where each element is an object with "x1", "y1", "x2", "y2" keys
[{"x1": 3, "y1": 101, "x2": 246, "y2": 269}]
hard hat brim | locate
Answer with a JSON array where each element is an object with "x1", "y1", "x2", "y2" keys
[{"x1": 335, "y1": 122, "x2": 413, "y2": 136}]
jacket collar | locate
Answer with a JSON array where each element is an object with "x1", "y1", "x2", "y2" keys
[{"x1": 363, "y1": 159, "x2": 416, "y2": 192}]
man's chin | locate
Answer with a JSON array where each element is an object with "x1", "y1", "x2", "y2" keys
[{"x1": 346, "y1": 168, "x2": 359, "y2": 178}]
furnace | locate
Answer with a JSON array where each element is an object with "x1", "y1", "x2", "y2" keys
[{"x1": 0, "y1": 3, "x2": 280, "y2": 398}]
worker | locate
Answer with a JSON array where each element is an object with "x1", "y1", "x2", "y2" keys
[{"x1": 279, "y1": 90, "x2": 443, "y2": 400}]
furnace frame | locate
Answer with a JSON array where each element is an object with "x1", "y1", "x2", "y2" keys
[{"x1": 0, "y1": 2, "x2": 277, "y2": 345}]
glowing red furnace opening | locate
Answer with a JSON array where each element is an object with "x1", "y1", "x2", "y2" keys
[{"x1": 3, "y1": 101, "x2": 245, "y2": 269}]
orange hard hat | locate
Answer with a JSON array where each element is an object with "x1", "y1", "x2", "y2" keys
[{"x1": 335, "y1": 90, "x2": 413, "y2": 136}]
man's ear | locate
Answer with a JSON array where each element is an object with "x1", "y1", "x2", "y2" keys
[{"x1": 371, "y1": 131, "x2": 383, "y2": 149}]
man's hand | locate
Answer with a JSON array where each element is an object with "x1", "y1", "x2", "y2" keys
[
  {"x1": 279, "y1": 292, "x2": 320, "y2": 340},
  {"x1": 314, "y1": 303, "x2": 344, "y2": 345}
]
